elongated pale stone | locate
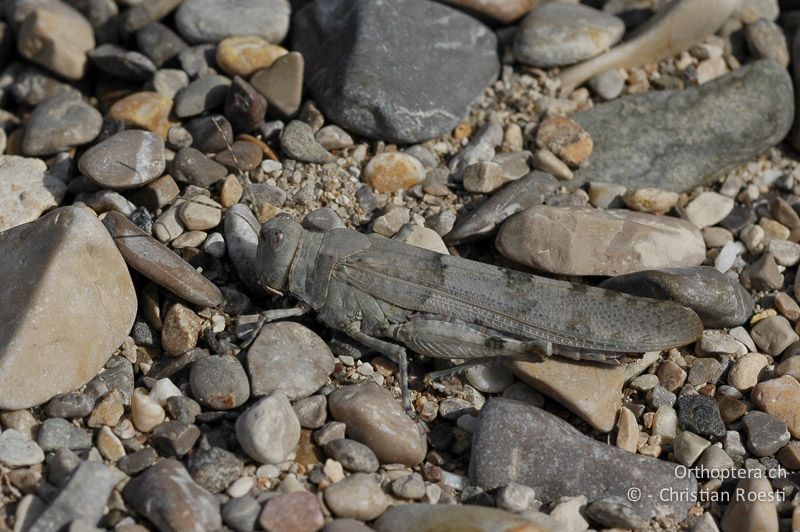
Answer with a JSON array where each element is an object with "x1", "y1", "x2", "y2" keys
[
  {"x1": 0, "y1": 207, "x2": 136, "y2": 409},
  {"x1": 559, "y1": 0, "x2": 739, "y2": 91}
]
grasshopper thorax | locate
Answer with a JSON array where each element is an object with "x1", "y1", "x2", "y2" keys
[{"x1": 256, "y1": 213, "x2": 304, "y2": 293}]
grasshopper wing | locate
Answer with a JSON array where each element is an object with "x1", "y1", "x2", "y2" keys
[{"x1": 334, "y1": 236, "x2": 703, "y2": 353}]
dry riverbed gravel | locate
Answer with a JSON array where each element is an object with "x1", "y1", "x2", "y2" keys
[{"x1": 1, "y1": 0, "x2": 800, "y2": 531}]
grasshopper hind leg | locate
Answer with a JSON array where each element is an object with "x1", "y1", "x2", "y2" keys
[{"x1": 345, "y1": 329, "x2": 411, "y2": 412}]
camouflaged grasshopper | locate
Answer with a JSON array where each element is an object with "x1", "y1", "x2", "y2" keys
[{"x1": 252, "y1": 213, "x2": 703, "y2": 409}]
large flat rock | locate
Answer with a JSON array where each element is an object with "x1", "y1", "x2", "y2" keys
[
  {"x1": 0, "y1": 207, "x2": 136, "y2": 409},
  {"x1": 573, "y1": 60, "x2": 793, "y2": 191},
  {"x1": 470, "y1": 398, "x2": 698, "y2": 521}
]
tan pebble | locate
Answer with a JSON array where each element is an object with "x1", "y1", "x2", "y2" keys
[
  {"x1": 363, "y1": 152, "x2": 426, "y2": 193},
  {"x1": 534, "y1": 115, "x2": 592, "y2": 168},
  {"x1": 179, "y1": 196, "x2": 222, "y2": 231},
  {"x1": 215, "y1": 36, "x2": 287, "y2": 78},
  {"x1": 727, "y1": 353, "x2": 769, "y2": 391},
  {"x1": 171, "y1": 231, "x2": 207, "y2": 249},
  {"x1": 87, "y1": 390, "x2": 124, "y2": 428},
  {"x1": 751, "y1": 375, "x2": 800, "y2": 437},
  {"x1": 623, "y1": 188, "x2": 679, "y2": 214},
  {"x1": 131, "y1": 392, "x2": 165, "y2": 433},
  {"x1": 108, "y1": 92, "x2": 176, "y2": 138},
  {"x1": 161, "y1": 303, "x2": 204, "y2": 356},
  {"x1": 720, "y1": 478, "x2": 778, "y2": 532},
  {"x1": 452, "y1": 121, "x2": 472, "y2": 141},
  {"x1": 96, "y1": 426, "x2": 126, "y2": 461},
  {"x1": 255, "y1": 202, "x2": 282, "y2": 224},
  {"x1": 615, "y1": 407, "x2": 638, "y2": 452},
  {"x1": 531, "y1": 148, "x2": 573, "y2": 180},
  {"x1": 751, "y1": 309, "x2": 777, "y2": 325},
  {"x1": 220, "y1": 175, "x2": 244, "y2": 207}
]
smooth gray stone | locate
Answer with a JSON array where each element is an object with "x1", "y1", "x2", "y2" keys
[
  {"x1": 28, "y1": 461, "x2": 116, "y2": 532},
  {"x1": 470, "y1": 398, "x2": 697, "y2": 521},
  {"x1": 22, "y1": 93, "x2": 102, "y2": 156},
  {"x1": 88, "y1": 43, "x2": 156, "y2": 81},
  {"x1": 293, "y1": 0, "x2": 499, "y2": 144},
  {"x1": 444, "y1": 171, "x2": 559, "y2": 244},
  {"x1": 573, "y1": 60, "x2": 794, "y2": 192},
  {"x1": 599, "y1": 266, "x2": 753, "y2": 328},
  {"x1": 175, "y1": 0, "x2": 291, "y2": 44}
]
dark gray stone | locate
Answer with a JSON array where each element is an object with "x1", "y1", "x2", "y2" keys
[
  {"x1": 174, "y1": 74, "x2": 231, "y2": 118},
  {"x1": 293, "y1": 0, "x2": 499, "y2": 144},
  {"x1": 676, "y1": 395, "x2": 725, "y2": 439},
  {"x1": 573, "y1": 60, "x2": 794, "y2": 192},
  {"x1": 742, "y1": 410, "x2": 791, "y2": 458},
  {"x1": 165, "y1": 395, "x2": 202, "y2": 424},
  {"x1": 10, "y1": 65, "x2": 79, "y2": 106},
  {"x1": 599, "y1": 266, "x2": 753, "y2": 328},
  {"x1": 84, "y1": 356, "x2": 134, "y2": 404},
  {"x1": 184, "y1": 114, "x2": 233, "y2": 153},
  {"x1": 585, "y1": 496, "x2": 650, "y2": 530},
  {"x1": 37, "y1": 419, "x2": 92, "y2": 452},
  {"x1": 151, "y1": 421, "x2": 201, "y2": 457},
  {"x1": 225, "y1": 76, "x2": 267, "y2": 133},
  {"x1": 46, "y1": 393, "x2": 95, "y2": 419},
  {"x1": 118, "y1": 447, "x2": 159, "y2": 476},
  {"x1": 122, "y1": 459, "x2": 221, "y2": 531},
  {"x1": 469, "y1": 398, "x2": 697, "y2": 520},
  {"x1": 190, "y1": 355, "x2": 250, "y2": 410},
  {"x1": 89, "y1": 44, "x2": 156, "y2": 81},
  {"x1": 186, "y1": 445, "x2": 244, "y2": 493},
  {"x1": 173, "y1": 147, "x2": 228, "y2": 187},
  {"x1": 444, "y1": 172, "x2": 559, "y2": 244},
  {"x1": 280, "y1": 120, "x2": 335, "y2": 164},
  {"x1": 28, "y1": 461, "x2": 116, "y2": 532},
  {"x1": 324, "y1": 438, "x2": 379, "y2": 473},
  {"x1": 175, "y1": 0, "x2": 291, "y2": 44},
  {"x1": 740, "y1": 252, "x2": 784, "y2": 292},
  {"x1": 22, "y1": 93, "x2": 102, "y2": 156},
  {"x1": 136, "y1": 22, "x2": 187, "y2": 67},
  {"x1": 222, "y1": 495, "x2": 260, "y2": 532}
]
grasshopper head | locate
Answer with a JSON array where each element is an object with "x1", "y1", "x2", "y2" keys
[{"x1": 257, "y1": 213, "x2": 303, "y2": 293}]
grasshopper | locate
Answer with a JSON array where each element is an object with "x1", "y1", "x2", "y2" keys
[{"x1": 252, "y1": 213, "x2": 703, "y2": 409}]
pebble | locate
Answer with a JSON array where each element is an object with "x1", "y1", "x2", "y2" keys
[
  {"x1": 600, "y1": 266, "x2": 753, "y2": 328},
  {"x1": 445, "y1": 171, "x2": 558, "y2": 244},
  {"x1": 224, "y1": 204, "x2": 263, "y2": 293},
  {"x1": 122, "y1": 459, "x2": 222, "y2": 532},
  {"x1": 293, "y1": 395, "x2": 328, "y2": 429},
  {"x1": 750, "y1": 315, "x2": 799, "y2": 356},
  {"x1": 216, "y1": 36, "x2": 286, "y2": 77},
  {"x1": 390, "y1": 473, "x2": 426, "y2": 500},
  {"x1": 247, "y1": 321, "x2": 335, "y2": 400},
  {"x1": 550, "y1": 496, "x2": 590, "y2": 531},
  {"x1": 688, "y1": 357, "x2": 723, "y2": 386},
  {"x1": 215, "y1": 141, "x2": 263, "y2": 172},
  {"x1": 496, "y1": 206, "x2": 705, "y2": 276},
  {"x1": 745, "y1": 18, "x2": 789, "y2": 68},
  {"x1": 685, "y1": 192, "x2": 735, "y2": 228},
  {"x1": 623, "y1": 187, "x2": 679, "y2": 214},
  {"x1": 317, "y1": 125, "x2": 354, "y2": 151},
  {"x1": 22, "y1": 93, "x2": 102, "y2": 156},
  {"x1": 16, "y1": 0, "x2": 95, "y2": 80},
  {"x1": 740, "y1": 252, "x2": 783, "y2": 291},
  {"x1": 728, "y1": 353, "x2": 769, "y2": 391},
  {"x1": 151, "y1": 420, "x2": 200, "y2": 457},
  {"x1": 97, "y1": 426, "x2": 125, "y2": 461},
  {"x1": 589, "y1": 69, "x2": 626, "y2": 100},
  {"x1": 173, "y1": 148, "x2": 228, "y2": 188},
  {"x1": 174, "y1": 74, "x2": 231, "y2": 118},
  {"x1": 186, "y1": 446, "x2": 244, "y2": 493},
  {"x1": 161, "y1": 303, "x2": 204, "y2": 356},
  {"x1": 87, "y1": 391, "x2": 124, "y2": 428},
  {"x1": 46, "y1": 393, "x2": 94, "y2": 419},
  {"x1": 27, "y1": 461, "x2": 116, "y2": 531},
  {"x1": 79, "y1": 130, "x2": 165, "y2": 190},
  {"x1": 293, "y1": 0, "x2": 498, "y2": 144},
  {"x1": 720, "y1": 478, "x2": 779, "y2": 532},
  {"x1": 137, "y1": 24, "x2": 187, "y2": 68},
  {"x1": 259, "y1": 491, "x2": 324, "y2": 532},
  {"x1": 131, "y1": 392, "x2": 166, "y2": 433},
  {"x1": 652, "y1": 405, "x2": 679, "y2": 443},
  {"x1": 676, "y1": 395, "x2": 725, "y2": 438},
  {"x1": 280, "y1": 120, "x2": 335, "y2": 164},
  {"x1": 0, "y1": 429, "x2": 44, "y2": 466},
  {"x1": 235, "y1": 391, "x2": 300, "y2": 464},
  {"x1": 223, "y1": 496, "x2": 260, "y2": 532},
  {"x1": 515, "y1": 3, "x2": 624, "y2": 67},
  {"x1": 0, "y1": 155, "x2": 66, "y2": 232},
  {"x1": 251, "y1": 52, "x2": 304, "y2": 118},
  {"x1": 151, "y1": 69, "x2": 189, "y2": 101},
  {"x1": 535, "y1": 115, "x2": 592, "y2": 169},
  {"x1": 184, "y1": 114, "x2": 233, "y2": 153},
  {"x1": 324, "y1": 474, "x2": 389, "y2": 521},
  {"x1": 742, "y1": 410, "x2": 790, "y2": 457},
  {"x1": 364, "y1": 152, "x2": 427, "y2": 193},
  {"x1": 179, "y1": 196, "x2": 222, "y2": 231},
  {"x1": 190, "y1": 355, "x2": 250, "y2": 410},
  {"x1": 225, "y1": 76, "x2": 267, "y2": 134},
  {"x1": 372, "y1": 206, "x2": 411, "y2": 237},
  {"x1": 586, "y1": 496, "x2": 650, "y2": 529},
  {"x1": 102, "y1": 211, "x2": 223, "y2": 307},
  {"x1": 672, "y1": 431, "x2": 711, "y2": 466},
  {"x1": 751, "y1": 376, "x2": 800, "y2": 437},
  {"x1": 470, "y1": 399, "x2": 696, "y2": 519},
  {"x1": 615, "y1": 407, "x2": 638, "y2": 452},
  {"x1": 0, "y1": 208, "x2": 135, "y2": 409},
  {"x1": 37, "y1": 418, "x2": 92, "y2": 452},
  {"x1": 373, "y1": 504, "x2": 548, "y2": 532},
  {"x1": 175, "y1": 0, "x2": 291, "y2": 44},
  {"x1": 573, "y1": 61, "x2": 794, "y2": 191},
  {"x1": 465, "y1": 363, "x2": 515, "y2": 394},
  {"x1": 89, "y1": 44, "x2": 156, "y2": 81},
  {"x1": 441, "y1": 0, "x2": 534, "y2": 23},
  {"x1": 324, "y1": 439, "x2": 379, "y2": 473},
  {"x1": 108, "y1": 91, "x2": 176, "y2": 138},
  {"x1": 329, "y1": 383, "x2": 427, "y2": 466}
]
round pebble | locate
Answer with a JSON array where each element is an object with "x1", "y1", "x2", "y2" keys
[{"x1": 190, "y1": 355, "x2": 250, "y2": 410}]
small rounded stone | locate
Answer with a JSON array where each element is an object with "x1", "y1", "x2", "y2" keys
[{"x1": 190, "y1": 355, "x2": 250, "y2": 410}]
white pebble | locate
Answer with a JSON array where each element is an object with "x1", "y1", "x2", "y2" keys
[
  {"x1": 261, "y1": 159, "x2": 283, "y2": 173},
  {"x1": 714, "y1": 241, "x2": 745, "y2": 273},
  {"x1": 149, "y1": 378, "x2": 182, "y2": 406},
  {"x1": 227, "y1": 477, "x2": 254, "y2": 498},
  {"x1": 203, "y1": 232, "x2": 226, "y2": 258}
]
